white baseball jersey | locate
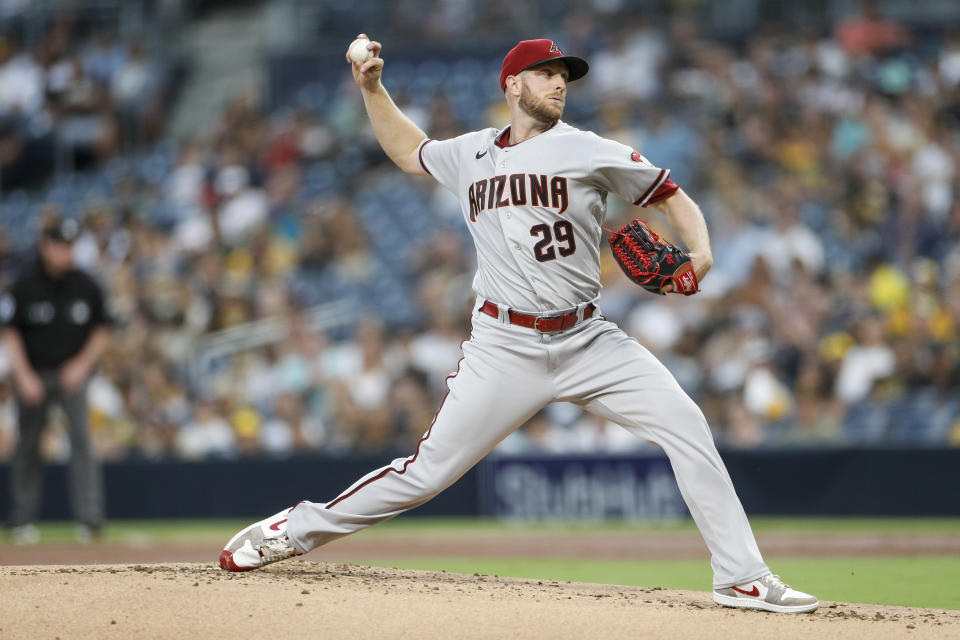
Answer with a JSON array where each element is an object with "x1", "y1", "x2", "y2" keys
[{"x1": 417, "y1": 120, "x2": 670, "y2": 312}]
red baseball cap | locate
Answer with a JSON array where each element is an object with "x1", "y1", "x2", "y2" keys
[{"x1": 499, "y1": 39, "x2": 589, "y2": 92}]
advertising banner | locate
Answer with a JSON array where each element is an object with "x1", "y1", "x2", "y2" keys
[{"x1": 480, "y1": 454, "x2": 688, "y2": 521}]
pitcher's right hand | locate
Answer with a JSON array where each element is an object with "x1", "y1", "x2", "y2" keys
[{"x1": 347, "y1": 33, "x2": 384, "y2": 92}]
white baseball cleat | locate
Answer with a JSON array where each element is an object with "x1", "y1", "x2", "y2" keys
[
  {"x1": 219, "y1": 505, "x2": 303, "y2": 572},
  {"x1": 714, "y1": 573, "x2": 819, "y2": 613}
]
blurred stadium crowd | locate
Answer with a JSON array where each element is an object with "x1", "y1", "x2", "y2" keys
[
  {"x1": 0, "y1": 0, "x2": 959, "y2": 463},
  {"x1": 0, "y1": 12, "x2": 172, "y2": 190}
]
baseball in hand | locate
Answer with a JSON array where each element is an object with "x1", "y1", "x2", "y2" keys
[{"x1": 348, "y1": 37, "x2": 373, "y2": 64}]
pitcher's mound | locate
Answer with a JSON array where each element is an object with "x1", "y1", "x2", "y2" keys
[{"x1": 2, "y1": 562, "x2": 956, "y2": 639}]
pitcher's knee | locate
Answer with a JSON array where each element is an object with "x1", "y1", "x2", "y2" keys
[
  {"x1": 668, "y1": 395, "x2": 712, "y2": 437},
  {"x1": 414, "y1": 472, "x2": 456, "y2": 499},
  {"x1": 399, "y1": 459, "x2": 464, "y2": 499},
  {"x1": 398, "y1": 446, "x2": 469, "y2": 499}
]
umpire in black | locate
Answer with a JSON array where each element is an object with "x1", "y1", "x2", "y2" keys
[{"x1": 1, "y1": 217, "x2": 111, "y2": 542}]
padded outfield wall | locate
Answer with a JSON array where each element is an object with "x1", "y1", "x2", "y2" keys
[{"x1": 0, "y1": 448, "x2": 957, "y2": 520}]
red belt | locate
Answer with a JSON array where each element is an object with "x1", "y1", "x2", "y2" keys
[{"x1": 480, "y1": 300, "x2": 595, "y2": 333}]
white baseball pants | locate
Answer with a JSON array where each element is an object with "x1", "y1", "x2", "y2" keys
[{"x1": 286, "y1": 302, "x2": 770, "y2": 588}]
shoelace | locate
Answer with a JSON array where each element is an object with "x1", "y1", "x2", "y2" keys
[
  {"x1": 258, "y1": 535, "x2": 299, "y2": 562},
  {"x1": 763, "y1": 574, "x2": 790, "y2": 589}
]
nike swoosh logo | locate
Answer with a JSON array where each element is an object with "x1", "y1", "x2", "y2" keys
[
  {"x1": 269, "y1": 518, "x2": 288, "y2": 531},
  {"x1": 476, "y1": 150, "x2": 487, "y2": 159},
  {"x1": 732, "y1": 585, "x2": 760, "y2": 597}
]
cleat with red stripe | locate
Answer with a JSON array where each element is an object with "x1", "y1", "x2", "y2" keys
[
  {"x1": 714, "y1": 573, "x2": 818, "y2": 613},
  {"x1": 219, "y1": 505, "x2": 303, "y2": 572}
]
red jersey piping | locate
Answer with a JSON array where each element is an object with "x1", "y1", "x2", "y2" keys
[{"x1": 494, "y1": 120, "x2": 560, "y2": 148}]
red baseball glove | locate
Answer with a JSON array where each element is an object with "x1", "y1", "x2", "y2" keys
[{"x1": 608, "y1": 219, "x2": 699, "y2": 295}]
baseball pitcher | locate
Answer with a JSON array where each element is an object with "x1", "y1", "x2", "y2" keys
[{"x1": 219, "y1": 36, "x2": 818, "y2": 614}]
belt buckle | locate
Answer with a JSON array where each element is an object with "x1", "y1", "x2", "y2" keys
[
  {"x1": 534, "y1": 315, "x2": 552, "y2": 332},
  {"x1": 534, "y1": 313, "x2": 568, "y2": 333}
]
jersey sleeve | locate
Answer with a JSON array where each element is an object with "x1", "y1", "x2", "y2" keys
[
  {"x1": 417, "y1": 132, "x2": 473, "y2": 193},
  {"x1": 0, "y1": 282, "x2": 26, "y2": 330},
  {"x1": 83, "y1": 275, "x2": 112, "y2": 328},
  {"x1": 587, "y1": 135, "x2": 673, "y2": 207}
]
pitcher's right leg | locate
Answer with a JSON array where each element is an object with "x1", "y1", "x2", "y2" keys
[{"x1": 557, "y1": 320, "x2": 769, "y2": 588}]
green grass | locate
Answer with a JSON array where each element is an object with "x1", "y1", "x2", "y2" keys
[
  {"x1": 4, "y1": 520, "x2": 253, "y2": 544},
  {"x1": 352, "y1": 555, "x2": 960, "y2": 610},
  {"x1": 350, "y1": 516, "x2": 960, "y2": 536},
  {"x1": 10, "y1": 515, "x2": 959, "y2": 543}
]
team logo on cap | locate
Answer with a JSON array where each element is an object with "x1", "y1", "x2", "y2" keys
[{"x1": 550, "y1": 41, "x2": 561, "y2": 54}]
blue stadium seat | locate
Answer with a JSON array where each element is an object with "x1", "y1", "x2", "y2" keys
[
  {"x1": 295, "y1": 82, "x2": 330, "y2": 112},
  {"x1": 843, "y1": 401, "x2": 891, "y2": 445},
  {"x1": 885, "y1": 396, "x2": 933, "y2": 444},
  {"x1": 386, "y1": 62, "x2": 416, "y2": 88}
]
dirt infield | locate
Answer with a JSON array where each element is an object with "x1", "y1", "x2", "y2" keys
[
  {"x1": 3, "y1": 562, "x2": 958, "y2": 640},
  {"x1": 3, "y1": 529, "x2": 958, "y2": 638}
]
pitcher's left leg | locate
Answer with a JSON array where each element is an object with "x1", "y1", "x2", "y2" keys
[
  {"x1": 286, "y1": 333, "x2": 552, "y2": 552},
  {"x1": 220, "y1": 315, "x2": 555, "y2": 571},
  {"x1": 558, "y1": 320, "x2": 768, "y2": 588}
]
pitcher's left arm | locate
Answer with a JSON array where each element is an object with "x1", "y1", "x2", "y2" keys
[{"x1": 652, "y1": 188, "x2": 713, "y2": 284}]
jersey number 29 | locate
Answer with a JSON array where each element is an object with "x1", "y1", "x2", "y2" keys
[{"x1": 530, "y1": 220, "x2": 576, "y2": 262}]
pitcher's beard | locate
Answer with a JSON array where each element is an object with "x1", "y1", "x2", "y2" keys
[{"x1": 519, "y1": 84, "x2": 563, "y2": 124}]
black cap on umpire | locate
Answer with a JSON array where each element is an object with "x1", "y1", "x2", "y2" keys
[{"x1": 41, "y1": 217, "x2": 81, "y2": 244}]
